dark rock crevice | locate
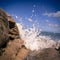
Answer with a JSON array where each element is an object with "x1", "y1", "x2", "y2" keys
[{"x1": 9, "y1": 21, "x2": 15, "y2": 29}]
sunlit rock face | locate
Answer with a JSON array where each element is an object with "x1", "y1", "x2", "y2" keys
[
  {"x1": 0, "y1": 9, "x2": 20, "y2": 47},
  {"x1": 0, "y1": 9, "x2": 29, "y2": 60}
]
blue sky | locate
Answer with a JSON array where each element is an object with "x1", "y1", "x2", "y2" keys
[{"x1": 0, "y1": 0, "x2": 60, "y2": 33}]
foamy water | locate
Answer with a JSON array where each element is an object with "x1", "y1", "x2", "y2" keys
[{"x1": 16, "y1": 23, "x2": 58, "y2": 51}]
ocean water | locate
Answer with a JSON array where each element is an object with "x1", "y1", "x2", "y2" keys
[{"x1": 40, "y1": 31, "x2": 60, "y2": 41}]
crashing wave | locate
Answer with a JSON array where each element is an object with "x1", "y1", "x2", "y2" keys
[{"x1": 16, "y1": 23, "x2": 59, "y2": 51}]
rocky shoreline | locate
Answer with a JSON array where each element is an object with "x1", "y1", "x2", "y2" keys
[{"x1": 0, "y1": 9, "x2": 60, "y2": 60}]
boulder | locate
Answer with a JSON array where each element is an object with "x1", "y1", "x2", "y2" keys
[{"x1": 27, "y1": 48, "x2": 60, "y2": 60}]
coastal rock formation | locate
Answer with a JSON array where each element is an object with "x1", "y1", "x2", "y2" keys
[
  {"x1": 27, "y1": 48, "x2": 60, "y2": 60},
  {"x1": 0, "y1": 9, "x2": 29, "y2": 60},
  {"x1": 0, "y1": 9, "x2": 9, "y2": 47}
]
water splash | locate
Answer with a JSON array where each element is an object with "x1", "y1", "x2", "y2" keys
[{"x1": 16, "y1": 23, "x2": 57, "y2": 51}]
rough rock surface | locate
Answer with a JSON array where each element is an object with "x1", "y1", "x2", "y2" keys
[
  {"x1": 27, "y1": 48, "x2": 60, "y2": 60},
  {"x1": 0, "y1": 9, "x2": 9, "y2": 47},
  {"x1": 0, "y1": 9, "x2": 29, "y2": 60}
]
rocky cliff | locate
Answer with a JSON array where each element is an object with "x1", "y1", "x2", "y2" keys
[{"x1": 0, "y1": 9, "x2": 29, "y2": 60}]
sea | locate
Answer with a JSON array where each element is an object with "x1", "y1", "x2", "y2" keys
[{"x1": 40, "y1": 31, "x2": 60, "y2": 41}]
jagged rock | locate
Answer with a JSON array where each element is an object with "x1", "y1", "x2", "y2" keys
[
  {"x1": 0, "y1": 9, "x2": 29, "y2": 60},
  {"x1": 0, "y1": 8, "x2": 20, "y2": 46}
]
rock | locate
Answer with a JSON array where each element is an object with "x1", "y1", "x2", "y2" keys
[
  {"x1": 0, "y1": 8, "x2": 20, "y2": 45},
  {"x1": 27, "y1": 48, "x2": 60, "y2": 60},
  {"x1": 15, "y1": 48, "x2": 29, "y2": 60},
  {"x1": 0, "y1": 9, "x2": 29, "y2": 60},
  {"x1": 0, "y1": 9, "x2": 9, "y2": 47},
  {"x1": 3, "y1": 39, "x2": 24, "y2": 60}
]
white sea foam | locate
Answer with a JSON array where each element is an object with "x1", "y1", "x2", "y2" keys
[{"x1": 16, "y1": 23, "x2": 57, "y2": 51}]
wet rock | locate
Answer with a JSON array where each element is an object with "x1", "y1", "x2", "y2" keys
[{"x1": 27, "y1": 48, "x2": 60, "y2": 60}]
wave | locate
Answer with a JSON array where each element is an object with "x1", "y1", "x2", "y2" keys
[{"x1": 16, "y1": 23, "x2": 60, "y2": 51}]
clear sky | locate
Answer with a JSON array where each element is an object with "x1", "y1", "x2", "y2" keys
[{"x1": 0, "y1": 0, "x2": 60, "y2": 33}]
